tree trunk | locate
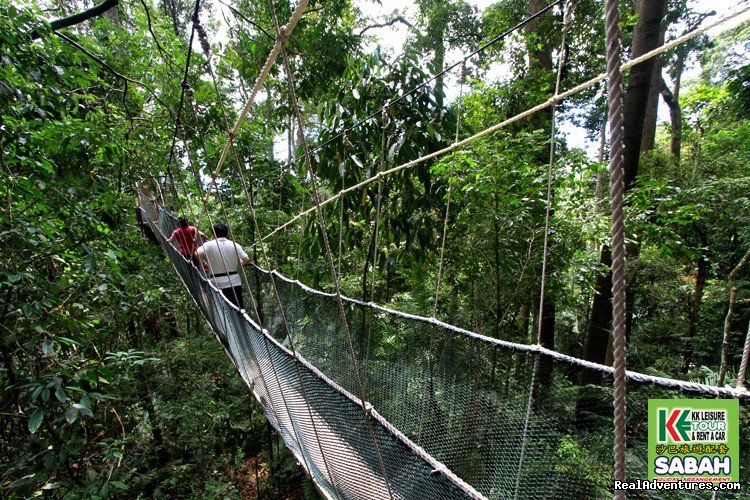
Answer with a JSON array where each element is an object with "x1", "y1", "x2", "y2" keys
[
  {"x1": 718, "y1": 246, "x2": 750, "y2": 385},
  {"x1": 660, "y1": 76, "x2": 682, "y2": 163},
  {"x1": 640, "y1": 14, "x2": 667, "y2": 152},
  {"x1": 623, "y1": 0, "x2": 668, "y2": 187},
  {"x1": 580, "y1": 0, "x2": 667, "y2": 373},
  {"x1": 682, "y1": 227, "x2": 708, "y2": 372}
]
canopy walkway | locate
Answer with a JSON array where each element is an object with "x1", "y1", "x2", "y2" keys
[
  {"x1": 138, "y1": 191, "x2": 749, "y2": 499},
  {"x1": 133, "y1": 0, "x2": 750, "y2": 497}
]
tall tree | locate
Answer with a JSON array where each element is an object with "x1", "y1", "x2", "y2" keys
[{"x1": 579, "y1": 0, "x2": 668, "y2": 387}]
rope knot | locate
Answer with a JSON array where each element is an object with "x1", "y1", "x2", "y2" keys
[
  {"x1": 194, "y1": 22, "x2": 211, "y2": 58},
  {"x1": 184, "y1": 84, "x2": 195, "y2": 102},
  {"x1": 277, "y1": 26, "x2": 290, "y2": 43}
]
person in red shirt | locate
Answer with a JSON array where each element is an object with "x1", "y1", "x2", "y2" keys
[{"x1": 166, "y1": 217, "x2": 206, "y2": 267}]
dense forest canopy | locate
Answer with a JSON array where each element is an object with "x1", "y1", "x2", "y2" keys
[{"x1": 1, "y1": 0, "x2": 749, "y2": 496}]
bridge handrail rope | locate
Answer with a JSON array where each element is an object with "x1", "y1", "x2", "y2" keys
[
  {"x1": 267, "y1": 1, "x2": 395, "y2": 496},
  {"x1": 250, "y1": 264, "x2": 750, "y2": 402},
  {"x1": 250, "y1": 3, "x2": 750, "y2": 252}
]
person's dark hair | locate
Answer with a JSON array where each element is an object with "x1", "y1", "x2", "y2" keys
[
  {"x1": 178, "y1": 216, "x2": 189, "y2": 229},
  {"x1": 213, "y1": 223, "x2": 229, "y2": 238}
]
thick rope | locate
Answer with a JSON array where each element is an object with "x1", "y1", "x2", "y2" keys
[
  {"x1": 252, "y1": 3, "x2": 750, "y2": 250},
  {"x1": 268, "y1": 3, "x2": 395, "y2": 497},
  {"x1": 256, "y1": 262, "x2": 750, "y2": 401},
  {"x1": 370, "y1": 107, "x2": 390, "y2": 304},
  {"x1": 176, "y1": 11, "x2": 329, "y2": 486},
  {"x1": 603, "y1": 0, "x2": 627, "y2": 494},
  {"x1": 192, "y1": 19, "x2": 342, "y2": 495}
]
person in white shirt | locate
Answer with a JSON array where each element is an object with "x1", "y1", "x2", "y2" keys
[{"x1": 195, "y1": 223, "x2": 251, "y2": 310}]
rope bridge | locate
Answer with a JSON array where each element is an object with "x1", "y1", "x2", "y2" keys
[
  {"x1": 132, "y1": 0, "x2": 750, "y2": 497},
  {"x1": 138, "y1": 191, "x2": 749, "y2": 499}
]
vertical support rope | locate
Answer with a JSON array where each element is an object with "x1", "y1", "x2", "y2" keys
[
  {"x1": 193, "y1": 15, "x2": 343, "y2": 498},
  {"x1": 369, "y1": 106, "x2": 390, "y2": 305},
  {"x1": 268, "y1": 3, "x2": 395, "y2": 498},
  {"x1": 604, "y1": 0, "x2": 628, "y2": 495},
  {"x1": 433, "y1": 63, "x2": 466, "y2": 318},
  {"x1": 513, "y1": 3, "x2": 571, "y2": 498}
]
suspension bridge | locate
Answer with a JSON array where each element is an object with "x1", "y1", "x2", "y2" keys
[{"x1": 135, "y1": 0, "x2": 750, "y2": 498}]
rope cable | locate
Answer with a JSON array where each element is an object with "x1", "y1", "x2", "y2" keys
[
  {"x1": 433, "y1": 63, "x2": 466, "y2": 318},
  {"x1": 737, "y1": 320, "x2": 750, "y2": 390},
  {"x1": 193, "y1": 13, "x2": 343, "y2": 496},
  {"x1": 603, "y1": 0, "x2": 628, "y2": 493},
  {"x1": 513, "y1": 2, "x2": 571, "y2": 496},
  {"x1": 166, "y1": 10, "x2": 324, "y2": 484},
  {"x1": 268, "y1": 1, "x2": 395, "y2": 496},
  {"x1": 207, "y1": 0, "x2": 310, "y2": 186},
  {"x1": 252, "y1": 3, "x2": 750, "y2": 251}
]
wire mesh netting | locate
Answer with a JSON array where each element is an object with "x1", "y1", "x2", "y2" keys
[{"x1": 138, "y1": 191, "x2": 749, "y2": 500}]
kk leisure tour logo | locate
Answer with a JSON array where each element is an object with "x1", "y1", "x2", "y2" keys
[{"x1": 648, "y1": 399, "x2": 739, "y2": 483}]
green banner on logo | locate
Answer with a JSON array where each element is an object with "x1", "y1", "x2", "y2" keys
[{"x1": 648, "y1": 399, "x2": 739, "y2": 482}]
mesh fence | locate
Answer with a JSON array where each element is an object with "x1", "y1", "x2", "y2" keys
[{"x1": 138, "y1": 192, "x2": 749, "y2": 499}]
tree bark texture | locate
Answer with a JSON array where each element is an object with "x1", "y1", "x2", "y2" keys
[
  {"x1": 660, "y1": 77, "x2": 682, "y2": 163},
  {"x1": 623, "y1": 0, "x2": 669, "y2": 190},
  {"x1": 718, "y1": 246, "x2": 750, "y2": 385},
  {"x1": 682, "y1": 228, "x2": 708, "y2": 372}
]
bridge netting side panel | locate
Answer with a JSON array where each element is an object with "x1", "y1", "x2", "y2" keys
[
  {"x1": 247, "y1": 265, "x2": 750, "y2": 499},
  {"x1": 137, "y1": 198, "x2": 480, "y2": 500}
]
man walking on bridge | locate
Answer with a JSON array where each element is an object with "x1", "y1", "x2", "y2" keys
[{"x1": 195, "y1": 223, "x2": 250, "y2": 310}]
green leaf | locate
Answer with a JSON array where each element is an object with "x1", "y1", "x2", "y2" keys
[
  {"x1": 21, "y1": 303, "x2": 34, "y2": 317},
  {"x1": 28, "y1": 409, "x2": 43, "y2": 434},
  {"x1": 73, "y1": 403, "x2": 93, "y2": 418},
  {"x1": 64, "y1": 406, "x2": 78, "y2": 424},
  {"x1": 111, "y1": 481, "x2": 128, "y2": 490},
  {"x1": 55, "y1": 388, "x2": 68, "y2": 402},
  {"x1": 30, "y1": 385, "x2": 43, "y2": 400},
  {"x1": 85, "y1": 253, "x2": 97, "y2": 274}
]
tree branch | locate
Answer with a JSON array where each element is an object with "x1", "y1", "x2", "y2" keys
[
  {"x1": 218, "y1": 0, "x2": 275, "y2": 41},
  {"x1": 359, "y1": 17, "x2": 416, "y2": 37},
  {"x1": 31, "y1": 0, "x2": 119, "y2": 40},
  {"x1": 54, "y1": 32, "x2": 175, "y2": 121}
]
